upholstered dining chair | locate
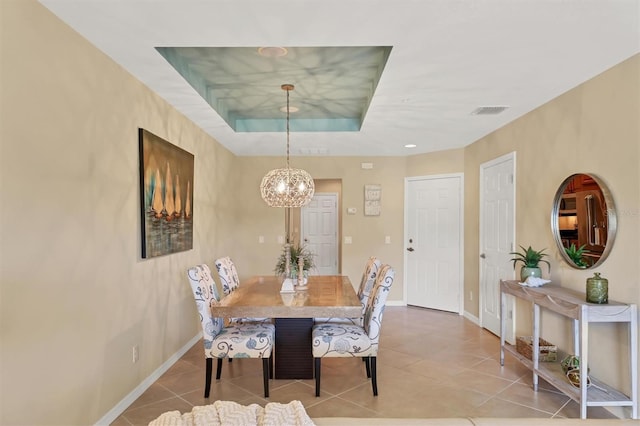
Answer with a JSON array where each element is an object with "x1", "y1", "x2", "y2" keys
[
  {"x1": 214, "y1": 256, "x2": 271, "y2": 325},
  {"x1": 314, "y1": 256, "x2": 381, "y2": 326},
  {"x1": 312, "y1": 264, "x2": 394, "y2": 397},
  {"x1": 187, "y1": 264, "x2": 274, "y2": 398},
  {"x1": 213, "y1": 256, "x2": 240, "y2": 296}
]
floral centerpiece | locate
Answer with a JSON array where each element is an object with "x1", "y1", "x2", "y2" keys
[{"x1": 274, "y1": 243, "x2": 315, "y2": 279}]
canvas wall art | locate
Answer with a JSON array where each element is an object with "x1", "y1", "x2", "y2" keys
[{"x1": 139, "y1": 128, "x2": 194, "y2": 258}]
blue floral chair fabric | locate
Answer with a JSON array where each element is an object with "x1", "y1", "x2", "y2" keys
[
  {"x1": 214, "y1": 256, "x2": 272, "y2": 325},
  {"x1": 214, "y1": 256, "x2": 240, "y2": 296},
  {"x1": 187, "y1": 264, "x2": 274, "y2": 398},
  {"x1": 312, "y1": 264, "x2": 394, "y2": 397},
  {"x1": 314, "y1": 256, "x2": 381, "y2": 326}
]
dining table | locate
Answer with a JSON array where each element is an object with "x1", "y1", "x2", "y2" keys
[{"x1": 210, "y1": 274, "x2": 361, "y2": 379}]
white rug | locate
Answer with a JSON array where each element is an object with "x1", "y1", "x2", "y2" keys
[{"x1": 149, "y1": 400, "x2": 315, "y2": 426}]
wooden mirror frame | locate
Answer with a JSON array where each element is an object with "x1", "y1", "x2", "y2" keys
[{"x1": 551, "y1": 173, "x2": 617, "y2": 269}]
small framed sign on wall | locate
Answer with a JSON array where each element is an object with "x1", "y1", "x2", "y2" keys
[{"x1": 364, "y1": 184, "x2": 381, "y2": 216}]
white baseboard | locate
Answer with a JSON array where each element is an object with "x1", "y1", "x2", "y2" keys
[
  {"x1": 463, "y1": 310, "x2": 480, "y2": 326},
  {"x1": 95, "y1": 333, "x2": 202, "y2": 426},
  {"x1": 386, "y1": 300, "x2": 405, "y2": 307}
]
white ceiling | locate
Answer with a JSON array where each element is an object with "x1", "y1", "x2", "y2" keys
[{"x1": 39, "y1": 0, "x2": 639, "y2": 157}]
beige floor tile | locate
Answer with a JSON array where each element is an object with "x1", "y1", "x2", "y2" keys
[
  {"x1": 125, "y1": 383, "x2": 176, "y2": 411},
  {"x1": 470, "y1": 397, "x2": 554, "y2": 418},
  {"x1": 468, "y1": 356, "x2": 530, "y2": 382},
  {"x1": 494, "y1": 381, "x2": 570, "y2": 413},
  {"x1": 227, "y1": 370, "x2": 271, "y2": 397},
  {"x1": 311, "y1": 359, "x2": 373, "y2": 396},
  {"x1": 109, "y1": 415, "x2": 132, "y2": 426},
  {"x1": 179, "y1": 382, "x2": 254, "y2": 406},
  {"x1": 156, "y1": 368, "x2": 205, "y2": 396},
  {"x1": 403, "y1": 357, "x2": 472, "y2": 381},
  {"x1": 265, "y1": 380, "x2": 328, "y2": 406},
  {"x1": 112, "y1": 307, "x2": 625, "y2": 422},
  {"x1": 120, "y1": 396, "x2": 194, "y2": 426},
  {"x1": 376, "y1": 347, "x2": 423, "y2": 369},
  {"x1": 304, "y1": 396, "x2": 380, "y2": 418},
  {"x1": 555, "y1": 400, "x2": 620, "y2": 419},
  {"x1": 447, "y1": 369, "x2": 514, "y2": 396},
  {"x1": 161, "y1": 359, "x2": 199, "y2": 378}
]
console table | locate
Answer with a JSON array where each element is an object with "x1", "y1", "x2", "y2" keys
[{"x1": 499, "y1": 279, "x2": 638, "y2": 419}]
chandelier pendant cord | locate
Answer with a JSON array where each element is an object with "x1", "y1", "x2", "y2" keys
[
  {"x1": 286, "y1": 87, "x2": 290, "y2": 170},
  {"x1": 259, "y1": 83, "x2": 314, "y2": 208}
]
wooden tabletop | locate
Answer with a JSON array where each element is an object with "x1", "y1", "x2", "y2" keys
[{"x1": 210, "y1": 275, "x2": 361, "y2": 318}]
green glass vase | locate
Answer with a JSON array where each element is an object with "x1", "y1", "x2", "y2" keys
[{"x1": 586, "y1": 272, "x2": 608, "y2": 304}]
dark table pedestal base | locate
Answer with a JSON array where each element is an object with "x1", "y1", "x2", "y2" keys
[{"x1": 274, "y1": 318, "x2": 314, "y2": 379}]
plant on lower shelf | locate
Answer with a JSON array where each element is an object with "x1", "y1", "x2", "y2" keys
[
  {"x1": 564, "y1": 243, "x2": 589, "y2": 268},
  {"x1": 510, "y1": 245, "x2": 551, "y2": 281}
]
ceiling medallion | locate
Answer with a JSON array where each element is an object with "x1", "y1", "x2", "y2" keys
[
  {"x1": 257, "y1": 46, "x2": 288, "y2": 57},
  {"x1": 260, "y1": 84, "x2": 315, "y2": 208}
]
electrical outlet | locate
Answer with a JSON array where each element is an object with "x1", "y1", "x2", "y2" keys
[{"x1": 132, "y1": 345, "x2": 139, "y2": 363}]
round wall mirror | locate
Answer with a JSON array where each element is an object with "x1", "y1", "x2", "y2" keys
[{"x1": 551, "y1": 173, "x2": 616, "y2": 269}]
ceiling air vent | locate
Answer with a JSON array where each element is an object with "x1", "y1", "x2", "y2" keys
[{"x1": 471, "y1": 105, "x2": 509, "y2": 115}]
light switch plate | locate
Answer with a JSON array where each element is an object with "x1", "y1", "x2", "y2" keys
[{"x1": 344, "y1": 236, "x2": 353, "y2": 244}]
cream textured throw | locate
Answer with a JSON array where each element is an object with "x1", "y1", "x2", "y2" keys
[{"x1": 148, "y1": 400, "x2": 315, "y2": 426}]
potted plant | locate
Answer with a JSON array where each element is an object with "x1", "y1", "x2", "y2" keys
[
  {"x1": 564, "y1": 243, "x2": 589, "y2": 268},
  {"x1": 274, "y1": 243, "x2": 315, "y2": 280},
  {"x1": 510, "y1": 245, "x2": 551, "y2": 281}
]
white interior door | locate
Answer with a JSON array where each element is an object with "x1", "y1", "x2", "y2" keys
[
  {"x1": 301, "y1": 193, "x2": 338, "y2": 275},
  {"x1": 480, "y1": 153, "x2": 516, "y2": 341},
  {"x1": 405, "y1": 174, "x2": 463, "y2": 313}
]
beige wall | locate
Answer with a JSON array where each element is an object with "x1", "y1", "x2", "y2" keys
[
  {"x1": 0, "y1": 2, "x2": 235, "y2": 424},
  {"x1": 406, "y1": 148, "x2": 465, "y2": 177},
  {"x1": 463, "y1": 54, "x2": 640, "y2": 412},
  {"x1": 232, "y1": 156, "x2": 408, "y2": 303},
  {"x1": 2, "y1": 1, "x2": 638, "y2": 424}
]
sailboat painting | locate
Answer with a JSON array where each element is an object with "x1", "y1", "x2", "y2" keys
[{"x1": 139, "y1": 128, "x2": 194, "y2": 258}]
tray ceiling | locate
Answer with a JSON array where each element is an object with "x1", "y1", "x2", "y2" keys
[{"x1": 39, "y1": 0, "x2": 639, "y2": 156}]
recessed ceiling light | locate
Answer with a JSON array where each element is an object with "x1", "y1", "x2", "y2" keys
[
  {"x1": 404, "y1": 144, "x2": 417, "y2": 148},
  {"x1": 258, "y1": 47, "x2": 288, "y2": 57}
]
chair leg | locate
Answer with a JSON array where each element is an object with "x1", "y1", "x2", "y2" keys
[
  {"x1": 371, "y1": 356, "x2": 378, "y2": 396},
  {"x1": 269, "y1": 354, "x2": 274, "y2": 379},
  {"x1": 205, "y1": 358, "x2": 213, "y2": 398},
  {"x1": 314, "y1": 358, "x2": 321, "y2": 397},
  {"x1": 364, "y1": 356, "x2": 371, "y2": 378},
  {"x1": 216, "y1": 358, "x2": 223, "y2": 380},
  {"x1": 262, "y1": 358, "x2": 270, "y2": 398}
]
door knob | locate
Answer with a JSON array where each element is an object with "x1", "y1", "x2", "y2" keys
[
  {"x1": 480, "y1": 253, "x2": 486, "y2": 259},
  {"x1": 407, "y1": 247, "x2": 415, "y2": 252}
]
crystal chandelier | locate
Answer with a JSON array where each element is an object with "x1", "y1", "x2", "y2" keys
[{"x1": 260, "y1": 84, "x2": 315, "y2": 208}]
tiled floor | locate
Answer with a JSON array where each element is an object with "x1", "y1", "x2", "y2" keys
[{"x1": 112, "y1": 306, "x2": 618, "y2": 425}]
